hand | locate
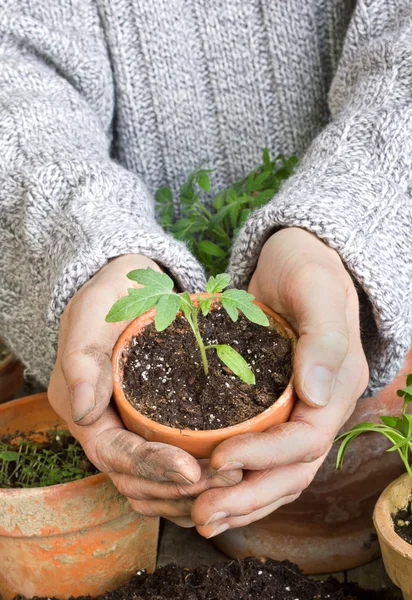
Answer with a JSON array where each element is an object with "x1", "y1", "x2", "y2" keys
[
  {"x1": 48, "y1": 255, "x2": 242, "y2": 526},
  {"x1": 192, "y1": 227, "x2": 369, "y2": 537}
]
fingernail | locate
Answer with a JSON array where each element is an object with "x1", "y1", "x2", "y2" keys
[
  {"x1": 72, "y1": 382, "x2": 95, "y2": 423},
  {"x1": 303, "y1": 366, "x2": 335, "y2": 407},
  {"x1": 203, "y1": 511, "x2": 229, "y2": 526},
  {"x1": 217, "y1": 461, "x2": 244, "y2": 472},
  {"x1": 209, "y1": 474, "x2": 238, "y2": 486},
  {"x1": 207, "y1": 523, "x2": 230, "y2": 539},
  {"x1": 164, "y1": 471, "x2": 195, "y2": 485}
]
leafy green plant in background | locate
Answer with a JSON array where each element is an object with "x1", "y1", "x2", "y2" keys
[
  {"x1": 106, "y1": 269, "x2": 269, "y2": 384},
  {"x1": 0, "y1": 430, "x2": 96, "y2": 488},
  {"x1": 336, "y1": 375, "x2": 412, "y2": 478},
  {"x1": 156, "y1": 149, "x2": 298, "y2": 276}
]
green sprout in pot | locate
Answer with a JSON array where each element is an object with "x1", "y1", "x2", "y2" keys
[
  {"x1": 335, "y1": 374, "x2": 412, "y2": 479},
  {"x1": 106, "y1": 269, "x2": 269, "y2": 384}
]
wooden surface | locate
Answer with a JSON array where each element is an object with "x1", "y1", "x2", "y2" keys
[{"x1": 158, "y1": 521, "x2": 402, "y2": 597}]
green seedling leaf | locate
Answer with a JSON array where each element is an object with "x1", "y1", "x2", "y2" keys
[
  {"x1": 221, "y1": 289, "x2": 269, "y2": 326},
  {"x1": 205, "y1": 273, "x2": 231, "y2": 294},
  {"x1": 380, "y1": 416, "x2": 403, "y2": 430},
  {"x1": 155, "y1": 187, "x2": 173, "y2": 204},
  {"x1": 155, "y1": 294, "x2": 182, "y2": 331},
  {"x1": 215, "y1": 344, "x2": 255, "y2": 385},
  {"x1": 221, "y1": 297, "x2": 239, "y2": 322},
  {"x1": 105, "y1": 291, "x2": 160, "y2": 322},
  {"x1": 127, "y1": 268, "x2": 174, "y2": 292},
  {"x1": 198, "y1": 240, "x2": 226, "y2": 257},
  {"x1": 262, "y1": 147, "x2": 271, "y2": 168},
  {"x1": 199, "y1": 296, "x2": 211, "y2": 316},
  {"x1": 0, "y1": 451, "x2": 20, "y2": 461},
  {"x1": 198, "y1": 172, "x2": 211, "y2": 192}
]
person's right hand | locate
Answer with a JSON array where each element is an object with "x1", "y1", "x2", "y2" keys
[{"x1": 48, "y1": 254, "x2": 242, "y2": 527}]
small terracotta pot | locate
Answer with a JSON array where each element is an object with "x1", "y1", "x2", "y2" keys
[
  {"x1": 112, "y1": 295, "x2": 297, "y2": 458},
  {"x1": 0, "y1": 394, "x2": 159, "y2": 600},
  {"x1": 0, "y1": 341, "x2": 24, "y2": 404},
  {"x1": 373, "y1": 473, "x2": 412, "y2": 599}
]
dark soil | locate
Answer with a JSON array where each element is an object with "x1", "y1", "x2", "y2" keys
[
  {"x1": 0, "y1": 430, "x2": 98, "y2": 488},
  {"x1": 20, "y1": 557, "x2": 398, "y2": 600},
  {"x1": 122, "y1": 309, "x2": 292, "y2": 430},
  {"x1": 393, "y1": 504, "x2": 412, "y2": 545}
]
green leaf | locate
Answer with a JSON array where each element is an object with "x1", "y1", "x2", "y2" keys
[
  {"x1": 105, "y1": 289, "x2": 161, "y2": 322},
  {"x1": 215, "y1": 345, "x2": 255, "y2": 384},
  {"x1": 221, "y1": 297, "x2": 239, "y2": 322},
  {"x1": 248, "y1": 170, "x2": 271, "y2": 192},
  {"x1": 127, "y1": 268, "x2": 174, "y2": 292},
  {"x1": 212, "y1": 191, "x2": 225, "y2": 210},
  {"x1": 198, "y1": 240, "x2": 226, "y2": 257},
  {"x1": 220, "y1": 289, "x2": 269, "y2": 326},
  {"x1": 253, "y1": 189, "x2": 276, "y2": 207},
  {"x1": 205, "y1": 273, "x2": 231, "y2": 294},
  {"x1": 154, "y1": 294, "x2": 181, "y2": 331},
  {"x1": 197, "y1": 172, "x2": 211, "y2": 192},
  {"x1": 0, "y1": 451, "x2": 20, "y2": 461},
  {"x1": 155, "y1": 187, "x2": 173, "y2": 204},
  {"x1": 262, "y1": 147, "x2": 271, "y2": 167},
  {"x1": 199, "y1": 296, "x2": 211, "y2": 316},
  {"x1": 179, "y1": 291, "x2": 196, "y2": 320},
  {"x1": 380, "y1": 416, "x2": 403, "y2": 429}
]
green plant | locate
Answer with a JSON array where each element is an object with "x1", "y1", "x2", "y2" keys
[
  {"x1": 336, "y1": 374, "x2": 412, "y2": 478},
  {"x1": 156, "y1": 149, "x2": 298, "y2": 276},
  {"x1": 106, "y1": 269, "x2": 269, "y2": 384},
  {"x1": 0, "y1": 430, "x2": 97, "y2": 488}
]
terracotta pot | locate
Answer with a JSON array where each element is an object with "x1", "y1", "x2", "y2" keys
[
  {"x1": 112, "y1": 295, "x2": 297, "y2": 459},
  {"x1": 0, "y1": 340, "x2": 24, "y2": 404},
  {"x1": 373, "y1": 473, "x2": 412, "y2": 599},
  {"x1": 0, "y1": 394, "x2": 159, "y2": 600},
  {"x1": 213, "y1": 349, "x2": 411, "y2": 574}
]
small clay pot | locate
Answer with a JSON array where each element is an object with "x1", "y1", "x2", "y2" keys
[
  {"x1": 373, "y1": 473, "x2": 412, "y2": 599},
  {"x1": 0, "y1": 394, "x2": 159, "y2": 600},
  {"x1": 0, "y1": 340, "x2": 24, "y2": 404},
  {"x1": 112, "y1": 294, "x2": 297, "y2": 458}
]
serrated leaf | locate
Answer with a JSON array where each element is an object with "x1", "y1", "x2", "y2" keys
[
  {"x1": 221, "y1": 289, "x2": 269, "y2": 326},
  {"x1": 205, "y1": 273, "x2": 231, "y2": 294},
  {"x1": 155, "y1": 294, "x2": 181, "y2": 331},
  {"x1": 0, "y1": 451, "x2": 20, "y2": 461},
  {"x1": 198, "y1": 240, "x2": 226, "y2": 257},
  {"x1": 198, "y1": 172, "x2": 211, "y2": 192},
  {"x1": 105, "y1": 290, "x2": 161, "y2": 322},
  {"x1": 215, "y1": 345, "x2": 255, "y2": 384},
  {"x1": 221, "y1": 297, "x2": 239, "y2": 322},
  {"x1": 199, "y1": 296, "x2": 211, "y2": 316},
  {"x1": 127, "y1": 268, "x2": 174, "y2": 292},
  {"x1": 155, "y1": 187, "x2": 173, "y2": 204}
]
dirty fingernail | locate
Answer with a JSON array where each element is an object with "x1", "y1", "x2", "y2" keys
[
  {"x1": 207, "y1": 523, "x2": 230, "y2": 539},
  {"x1": 217, "y1": 461, "x2": 244, "y2": 472},
  {"x1": 303, "y1": 366, "x2": 335, "y2": 407},
  {"x1": 203, "y1": 511, "x2": 229, "y2": 526},
  {"x1": 72, "y1": 382, "x2": 95, "y2": 423},
  {"x1": 164, "y1": 471, "x2": 195, "y2": 485}
]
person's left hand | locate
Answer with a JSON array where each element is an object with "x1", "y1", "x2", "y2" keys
[{"x1": 192, "y1": 228, "x2": 369, "y2": 538}]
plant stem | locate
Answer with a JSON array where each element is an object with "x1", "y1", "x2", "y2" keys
[{"x1": 191, "y1": 311, "x2": 209, "y2": 376}]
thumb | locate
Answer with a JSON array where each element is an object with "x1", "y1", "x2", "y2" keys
[{"x1": 289, "y1": 264, "x2": 350, "y2": 408}]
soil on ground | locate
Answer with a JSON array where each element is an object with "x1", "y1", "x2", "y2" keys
[
  {"x1": 393, "y1": 504, "x2": 412, "y2": 545},
  {"x1": 0, "y1": 430, "x2": 98, "y2": 488},
  {"x1": 19, "y1": 557, "x2": 397, "y2": 600},
  {"x1": 122, "y1": 309, "x2": 292, "y2": 430}
]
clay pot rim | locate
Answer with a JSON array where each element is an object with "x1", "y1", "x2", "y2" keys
[
  {"x1": 112, "y1": 294, "x2": 297, "y2": 441},
  {"x1": 0, "y1": 393, "x2": 109, "y2": 497},
  {"x1": 373, "y1": 472, "x2": 412, "y2": 559}
]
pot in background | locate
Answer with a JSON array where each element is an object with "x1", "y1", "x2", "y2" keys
[
  {"x1": 373, "y1": 473, "x2": 412, "y2": 600},
  {"x1": 112, "y1": 295, "x2": 297, "y2": 459},
  {"x1": 0, "y1": 394, "x2": 159, "y2": 600},
  {"x1": 213, "y1": 349, "x2": 411, "y2": 574}
]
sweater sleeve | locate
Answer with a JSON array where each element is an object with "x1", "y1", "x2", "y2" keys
[
  {"x1": 0, "y1": 1, "x2": 205, "y2": 386},
  {"x1": 229, "y1": 0, "x2": 412, "y2": 395}
]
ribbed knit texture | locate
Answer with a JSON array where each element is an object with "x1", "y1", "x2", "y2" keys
[{"x1": 0, "y1": 0, "x2": 411, "y2": 393}]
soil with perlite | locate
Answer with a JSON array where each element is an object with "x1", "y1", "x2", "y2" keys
[
  {"x1": 17, "y1": 557, "x2": 398, "y2": 600},
  {"x1": 122, "y1": 309, "x2": 292, "y2": 430},
  {"x1": 393, "y1": 502, "x2": 412, "y2": 545}
]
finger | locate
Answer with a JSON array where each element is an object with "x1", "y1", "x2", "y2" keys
[
  {"x1": 197, "y1": 494, "x2": 300, "y2": 539},
  {"x1": 128, "y1": 497, "x2": 194, "y2": 519},
  {"x1": 168, "y1": 517, "x2": 196, "y2": 528},
  {"x1": 109, "y1": 461, "x2": 242, "y2": 501},
  {"x1": 192, "y1": 461, "x2": 322, "y2": 528}
]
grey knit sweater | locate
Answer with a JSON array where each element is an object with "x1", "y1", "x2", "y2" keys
[{"x1": 0, "y1": 0, "x2": 411, "y2": 394}]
